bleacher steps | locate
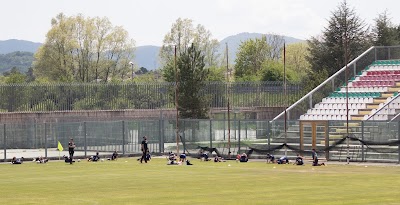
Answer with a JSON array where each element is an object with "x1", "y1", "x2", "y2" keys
[
  {"x1": 373, "y1": 98, "x2": 388, "y2": 103},
  {"x1": 366, "y1": 104, "x2": 379, "y2": 109},
  {"x1": 358, "y1": 109, "x2": 372, "y2": 115},
  {"x1": 388, "y1": 87, "x2": 400, "y2": 92},
  {"x1": 329, "y1": 134, "x2": 344, "y2": 139},
  {"x1": 351, "y1": 115, "x2": 364, "y2": 120},
  {"x1": 343, "y1": 123, "x2": 360, "y2": 127},
  {"x1": 396, "y1": 82, "x2": 400, "y2": 87},
  {"x1": 382, "y1": 92, "x2": 395, "y2": 98}
]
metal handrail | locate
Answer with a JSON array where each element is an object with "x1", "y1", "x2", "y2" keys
[
  {"x1": 365, "y1": 93, "x2": 400, "y2": 121},
  {"x1": 388, "y1": 112, "x2": 400, "y2": 122},
  {"x1": 271, "y1": 46, "x2": 376, "y2": 122}
]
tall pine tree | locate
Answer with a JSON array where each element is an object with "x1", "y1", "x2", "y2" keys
[
  {"x1": 306, "y1": 0, "x2": 370, "y2": 90},
  {"x1": 163, "y1": 44, "x2": 210, "y2": 119}
]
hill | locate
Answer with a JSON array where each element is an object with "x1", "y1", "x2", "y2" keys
[
  {"x1": 0, "y1": 33, "x2": 304, "y2": 72},
  {"x1": 219, "y1": 32, "x2": 304, "y2": 64},
  {"x1": 0, "y1": 51, "x2": 34, "y2": 73},
  {"x1": 134, "y1": 46, "x2": 160, "y2": 70},
  {"x1": 0, "y1": 39, "x2": 41, "y2": 54}
]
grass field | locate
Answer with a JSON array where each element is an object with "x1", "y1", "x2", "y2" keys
[{"x1": 0, "y1": 157, "x2": 399, "y2": 205}]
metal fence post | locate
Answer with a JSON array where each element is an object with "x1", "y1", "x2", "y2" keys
[
  {"x1": 158, "y1": 119, "x2": 162, "y2": 154},
  {"x1": 267, "y1": 121, "x2": 271, "y2": 151},
  {"x1": 44, "y1": 123, "x2": 47, "y2": 158},
  {"x1": 122, "y1": 121, "x2": 125, "y2": 155},
  {"x1": 398, "y1": 121, "x2": 400, "y2": 164},
  {"x1": 161, "y1": 119, "x2": 164, "y2": 153},
  {"x1": 209, "y1": 119, "x2": 212, "y2": 148},
  {"x1": 361, "y1": 121, "x2": 365, "y2": 162},
  {"x1": 245, "y1": 121, "x2": 248, "y2": 139},
  {"x1": 84, "y1": 122, "x2": 87, "y2": 157},
  {"x1": 3, "y1": 124, "x2": 6, "y2": 161},
  {"x1": 138, "y1": 121, "x2": 141, "y2": 145},
  {"x1": 238, "y1": 120, "x2": 241, "y2": 154},
  {"x1": 223, "y1": 113, "x2": 226, "y2": 140},
  {"x1": 34, "y1": 122, "x2": 37, "y2": 149}
]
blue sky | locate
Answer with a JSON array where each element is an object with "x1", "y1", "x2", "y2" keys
[{"x1": 1, "y1": 0, "x2": 399, "y2": 46}]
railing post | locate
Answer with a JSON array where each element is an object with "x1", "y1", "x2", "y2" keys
[
  {"x1": 309, "y1": 94, "x2": 313, "y2": 109},
  {"x1": 388, "y1": 47, "x2": 391, "y2": 60},
  {"x1": 84, "y1": 122, "x2": 87, "y2": 157},
  {"x1": 374, "y1": 47, "x2": 377, "y2": 61},
  {"x1": 3, "y1": 124, "x2": 6, "y2": 161},
  {"x1": 332, "y1": 79, "x2": 335, "y2": 92},
  {"x1": 361, "y1": 121, "x2": 365, "y2": 162},
  {"x1": 122, "y1": 121, "x2": 125, "y2": 155},
  {"x1": 44, "y1": 123, "x2": 47, "y2": 158}
]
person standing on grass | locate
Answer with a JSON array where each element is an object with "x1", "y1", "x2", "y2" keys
[
  {"x1": 140, "y1": 136, "x2": 149, "y2": 163},
  {"x1": 68, "y1": 138, "x2": 76, "y2": 164}
]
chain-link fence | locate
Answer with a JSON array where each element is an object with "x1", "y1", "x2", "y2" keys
[
  {"x1": 0, "y1": 81, "x2": 304, "y2": 113},
  {"x1": 0, "y1": 119, "x2": 270, "y2": 161},
  {"x1": 1, "y1": 118, "x2": 398, "y2": 163}
]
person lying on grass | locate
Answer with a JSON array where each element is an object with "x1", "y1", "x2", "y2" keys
[
  {"x1": 11, "y1": 157, "x2": 24, "y2": 164},
  {"x1": 214, "y1": 155, "x2": 225, "y2": 162},
  {"x1": 34, "y1": 156, "x2": 48, "y2": 163},
  {"x1": 276, "y1": 156, "x2": 289, "y2": 164},
  {"x1": 63, "y1": 155, "x2": 74, "y2": 163}
]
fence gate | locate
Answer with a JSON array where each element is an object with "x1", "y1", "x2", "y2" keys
[{"x1": 299, "y1": 121, "x2": 329, "y2": 159}]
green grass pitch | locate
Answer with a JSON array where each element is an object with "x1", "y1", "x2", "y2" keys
[{"x1": 0, "y1": 158, "x2": 399, "y2": 205}]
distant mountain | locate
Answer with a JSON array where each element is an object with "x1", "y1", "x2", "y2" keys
[
  {"x1": 0, "y1": 33, "x2": 304, "y2": 73},
  {"x1": 0, "y1": 39, "x2": 42, "y2": 54},
  {"x1": 0, "y1": 51, "x2": 34, "y2": 73},
  {"x1": 219, "y1": 32, "x2": 304, "y2": 64},
  {"x1": 134, "y1": 46, "x2": 160, "y2": 71}
]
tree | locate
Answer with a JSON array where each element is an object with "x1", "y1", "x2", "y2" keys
[
  {"x1": 160, "y1": 18, "x2": 219, "y2": 70},
  {"x1": 138, "y1": 67, "x2": 149, "y2": 74},
  {"x1": 371, "y1": 11, "x2": 399, "y2": 46},
  {"x1": 0, "y1": 51, "x2": 34, "y2": 73},
  {"x1": 1, "y1": 67, "x2": 27, "y2": 112},
  {"x1": 307, "y1": 1, "x2": 369, "y2": 78},
  {"x1": 164, "y1": 44, "x2": 210, "y2": 119},
  {"x1": 3, "y1": 67, "x2": 26, "y2": 83},
  {"x1": 284, "y1": 42, "x2": 310, "y2": 81},
  {"x1": 206, "y1": 66, "x2": 225, "y2": 82},
  {"x1": 234, "y1": 35, "x2": 271, "y2": 79},
  {"x1": 33, "y1": 13, "x2": 135, "y2": 82},
  {"x1": 234, "y1": 35, "x2": 284, "y2": 80}
]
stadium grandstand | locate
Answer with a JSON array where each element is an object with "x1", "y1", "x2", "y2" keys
[{"x1": 263, "y1": 46, "x2": 400, "y2": 163}]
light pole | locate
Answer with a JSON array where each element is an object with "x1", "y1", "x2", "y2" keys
[{"x1": 129, "y1": 61, "x2": 134, "y2": 79}]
